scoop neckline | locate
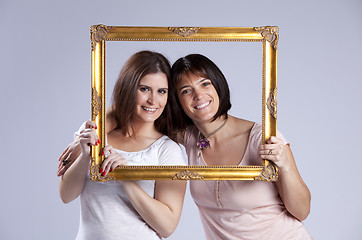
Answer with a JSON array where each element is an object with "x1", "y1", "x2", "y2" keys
[
  {"x1": 106, "y1": 135, "x2": 167, "y2": 154},
  {"x1": 197, "y1": 123, "x2": 256, "y2": 166}
]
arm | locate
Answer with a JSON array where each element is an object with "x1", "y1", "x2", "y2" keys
[
  {"x1": 260, "y1": 137, "x2": 311, "y2": 221},
  {"x1": 122, "y1": 180, "x2": 186, "y2": 238},
  {"x1": 57, "y1": 108, "x2": 117, "y2": 176},
  {"x1": 100, "y1": 140, "x2": 187, "y2": 238},
  {"x1": 59, "y1": 127, "x2": 99, "y2": 203}
]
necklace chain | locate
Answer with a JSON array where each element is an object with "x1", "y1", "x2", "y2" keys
[
  {"x1": 197, "y1": 118, "x2": 228, "y2": 150},
  {"x1": 201, "y1": 118, "x2": 228, "y2": 138}
]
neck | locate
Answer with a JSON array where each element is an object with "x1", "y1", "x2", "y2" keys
[
  {"x1": 126, "y1": 119, "x2": 160, "y2": 139},
  {"x1": 195, "y1": 115, "x2": 228, "y2": 139}
]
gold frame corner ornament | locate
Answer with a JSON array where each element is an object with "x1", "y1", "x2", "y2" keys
[
  {"x1": 90, "y1": 24, "x2": 110, "y2": 51},
  {"x1": 254, "y1": 26, "x2": 279, "y2": 50},
  {"x1": 90, "y1": 160, "x2": 115, "y2": 182},
  {"x1": 90, "y1": 25, "x2": 278, "y2": 181},
  {"x1": 255, "y1": 164, "x2": 279, "y2": 181}
]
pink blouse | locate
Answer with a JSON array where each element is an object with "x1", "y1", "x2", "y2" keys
[{"x1": 185, "y1": 123, "x2": 312, "y2": 240}]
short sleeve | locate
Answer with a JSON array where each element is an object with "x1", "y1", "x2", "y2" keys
[
  {"x1": 250, "y1": 123, "x2": 290, "y2": 148},
  {"x1": 158, "y1": 138, "x2": 187, "y2": 166},
  {"x1": 277, "y1": 129, "x2": 289, "y2": 145}
]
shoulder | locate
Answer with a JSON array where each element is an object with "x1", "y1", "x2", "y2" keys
[
  {"x1": 182, "y1": 125, "x2": 199, "y2": 148},
  {"x1": 157, "y1": 136, "x2": 186, "y2": 165},
  {"x1": 229, "y1": 116, "x2": 256, "y2": 136},
  {"x1": 157, "y1": 136, "x2": 183, "y2": 154},
  {"x1": 248, "y1": 122, "x2": 289, "y2": 145}
]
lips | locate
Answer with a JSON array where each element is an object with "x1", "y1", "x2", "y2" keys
[
  {"x1": 194, "y1": 100, "x2": 211, "y2": 110},
  {"x1": 142, "y1": 106, "x2": 157, "y2": 112}
]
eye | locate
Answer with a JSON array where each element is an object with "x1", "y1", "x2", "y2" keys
[
  {"x1": 181, "y1": 89, "x2": 191, "y2": 95},
  {"x1": 202, "y1": 81, "x2": 211, "y2": 87},
  {"x1": 158, "y1": 89, "x2": 168, "y2": 94},
  {"x1": 139, "y1": 86, "x2": 150, "y2": 92}
]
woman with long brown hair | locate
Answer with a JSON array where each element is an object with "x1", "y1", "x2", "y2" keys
[{"x1": 59, "y1": 51, "x2": 186, "y2": 240}]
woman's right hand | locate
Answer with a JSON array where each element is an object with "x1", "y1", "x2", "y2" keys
[
  {"x1": 57, "y1": 120, "x2": 98, "y2": 176},
  {"x1": 79, "y1": 120, "x2": 100, "y2": 157},
  {"x1": 100, "y1": 145, "x2": 127, "y2": 176}
]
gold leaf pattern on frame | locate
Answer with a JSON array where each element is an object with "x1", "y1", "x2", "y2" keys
[
  {"x1": 267, "y1": 88, "x2": 277, "y2": 119},
  {"x1": 91, "y1": 87, "x2": 102, "y2": 121},
  {"x1": 172, "y1": 170, "x2": 204, "y2": 180},
  {"x1": 254, "y1": 26, "x2": 279, "y2": 49},
  {"x1": 255, "y1": 164, "x2": 278, "y2": 181},
  {"x1": 168, "y1": 27, "x2": 200, "y2": 37}
]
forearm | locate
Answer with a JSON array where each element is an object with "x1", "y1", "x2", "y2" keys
[
  {"x1": 122, "y1": 181, "x2": 186, "y2": 238},
  {"x1": 277, "y1": 160, "x2": 311, "y2": 221},
  {"x1": 59, "y1": 154, "x2": 90, "y2": 203}
]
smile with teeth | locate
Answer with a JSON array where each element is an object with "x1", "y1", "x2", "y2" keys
[
  {"x1": 195, "y1": 101, "x2": 211, "y2": 109},
  {"x1": 142, "y1": 106, "x2": 157, "y2": 112}
]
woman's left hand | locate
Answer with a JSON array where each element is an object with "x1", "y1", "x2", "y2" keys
[
  {"x1": 100, "y1": 145, "x2": 127, "y2": 176},
  {"x1": 259, "y1": 136, "x2": 291, "y2": 170}
]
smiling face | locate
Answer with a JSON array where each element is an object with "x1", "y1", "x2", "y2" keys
[
  {"x1": 177, "y1": 73, "x2": 220, "y2": 124},
  {"x1": 134, "y1": 72, "x2": 169, "y2": 124}
]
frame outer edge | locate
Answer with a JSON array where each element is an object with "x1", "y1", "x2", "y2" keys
[
  {"x1": 263, "y1": 40, "x2": 278, "y2": 170},
  {"x1": 91, "y1": 38, "x2": 105, "y2": 172},
  {"x1": 89, "y1": 25, "x2": 278, "y2": 181}
]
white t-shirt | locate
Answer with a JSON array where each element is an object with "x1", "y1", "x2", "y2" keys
[{"x1": 74, "y1": 125, "x2": 186, "y2": 240}]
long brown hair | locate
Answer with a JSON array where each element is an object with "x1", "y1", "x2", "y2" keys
[{"x1": 110, "y1": 51, "x2": 181, "y2": 138}]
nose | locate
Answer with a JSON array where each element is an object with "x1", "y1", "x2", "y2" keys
[
  {"x1": 193, "y1": 89, "x2": 202, "y2": 100},
  {"x1": 147, "y1": 92, "x2": 155, "y2": 105}
]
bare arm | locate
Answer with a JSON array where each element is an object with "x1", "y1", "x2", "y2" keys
[
  {"x1": 59, "y1": 153, "x2": 90, "y2": 203},
  {"x1": 99, "y1": 143, "x2": 187, "y2": 238},
  {"x1": 57, "y1": 107, "x2": 117, "y2": 176},
  {"x1": 121, "y1": 180, "x2": 187, "y2": 238},
  {"x1": 59, "y1": 127, "x2": 99, "y2": 203},
  {"x1": 260, "y1": 137, "x2": 311, "y2": 221}
]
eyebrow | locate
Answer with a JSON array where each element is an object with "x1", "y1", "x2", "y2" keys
[
  {"x1": 139, "y1": 84, "x2": 168, "y2": 90},
  {"x1": 178, "y1": 78, "x2": 208, "y2": 91}
]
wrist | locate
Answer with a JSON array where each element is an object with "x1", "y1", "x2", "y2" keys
[{"x1": 79, "y1": 153, "x2": 91, "y2": 163}]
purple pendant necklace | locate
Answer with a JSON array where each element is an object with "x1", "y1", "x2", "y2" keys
[{"x1": 197, "y1": 118, "x2": 228, "y2": 150}]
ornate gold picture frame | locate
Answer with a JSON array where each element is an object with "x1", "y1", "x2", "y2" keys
[{"x1": 90, "y1": 26, "x2": 278, "y2": 182}]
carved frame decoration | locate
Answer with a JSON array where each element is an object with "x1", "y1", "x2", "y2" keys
[{"x1": 90, "y1": 25, "x2": 278, "y2": 182}]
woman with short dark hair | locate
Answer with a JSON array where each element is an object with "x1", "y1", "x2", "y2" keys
[{"x1": 172, "y1": 54, "x2": 312, "y2": 240}]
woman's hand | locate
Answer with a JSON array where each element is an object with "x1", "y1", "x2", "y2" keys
[
  {"x1": 259, "y1": 136, "x2": 291, "y2": 170},
  {"x1": 59, "y1": 120, "x2": 99, "y2": 203},
  {"x1": 57, "y1": 140, "x2": 81, "y2": 176},
  {"x1": 100, "y1": 145, "x2": 127, "y2": 176},
  {"x1": 260, "y1": 136, "x2": 311, "y2": 221},
  {"x1": 79, "y1": 127, "x2": 99, "y2": 157},
  {"x1": 57, "y1": 120, "x2": 98, "y2": 176}
]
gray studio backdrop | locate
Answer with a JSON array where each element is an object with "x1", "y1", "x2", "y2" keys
[{"x1": 1, "y1": 0, "x2": 361, "y2": 239}]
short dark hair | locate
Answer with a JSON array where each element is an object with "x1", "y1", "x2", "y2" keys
[
  {"x1": 171, "y1": 54, "x2": 232, "y2": 128},
  {"x1": 110, "y1": 51, "x2": 179, "y2": 138}
]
